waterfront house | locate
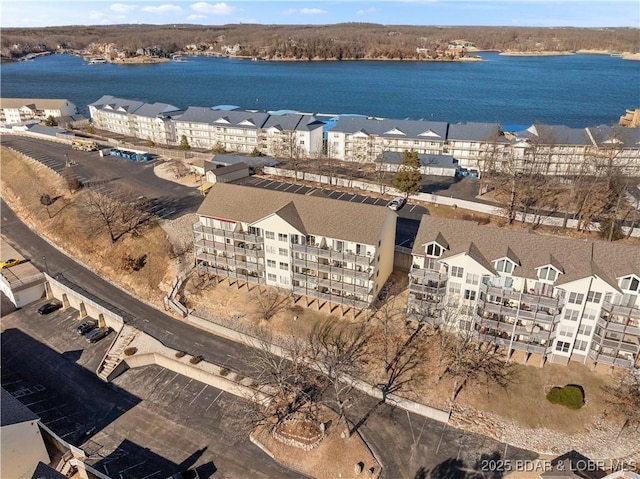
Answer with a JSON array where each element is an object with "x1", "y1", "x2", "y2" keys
[
  {"x1": 193, "y1": 183, "x2": 397, "y2": 314},
  {"x1": 407, "y1": 216, "x2": 640, "y2": 370}
]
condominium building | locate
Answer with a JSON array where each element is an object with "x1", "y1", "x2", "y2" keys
[
  {"x1": 407, "y1": 216, "x2": 640, "y2": 369},
  {"x1": 88, "y1": 95, "x2": 182, "y2": 141},
  {"x1": 193, "y1": 183, "x2": 397, "y2": 312},
  {"x1": 261, "y1": 113, "x2": 324, "y2": 159},
  {"x1": 0, "y1": 98, "x2": 77, "y2": 125},
  {"x1": 326, "y1": 116, "x2": 449, "y2": 162},
  {"x1": 445, "y1": 122, "x2": 508, "y2": 174}
]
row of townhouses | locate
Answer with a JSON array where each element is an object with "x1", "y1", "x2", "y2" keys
[
  {"x1": 408, "y1": 216, "x2": 640, "y2": 369},
  {"x1": 0, "y1": 98, "x2": 77, "y2": 125},
  {"x1": 88, "y1": 95, "x2": 640, "y2": 177},
  {"x1": 194, "y1": 183, "x2": 639, "y2": 370}
]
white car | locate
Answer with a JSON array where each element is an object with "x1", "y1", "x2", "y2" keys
[{"x1": 387, "y1": 197, "x2": 406, "y2": 211}]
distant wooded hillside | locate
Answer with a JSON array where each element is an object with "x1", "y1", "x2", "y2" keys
[{"x1": 2, "y1": 24, "x2": 638, "y2": 61}]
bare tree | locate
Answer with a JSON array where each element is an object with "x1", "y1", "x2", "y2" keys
[
  {"x1": 606, "y1": 369, "x2": 640, "y2": 433},
  {"x1": 306, "y1": 319, "x2": 373, "y2": 436},
  {"x1": 80, "y1": 188, "x2": 155, "y2": 243},
  {"x1": 252, "y1": 286, "x2": 291, "y2": 321},
  {"x1": 39, "y1": 192, "x2": 54, "y2": 218},
  {"x1": 62, "y1": 165, "x2": 83, "y2": 194}
]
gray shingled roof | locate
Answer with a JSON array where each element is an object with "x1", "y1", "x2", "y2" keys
[
  {"x1": 1, "y1": 387, "x2": 39, "y2": 427},
  {"x1": 133, "y1": 102, "x2": 182, "y2": 118},
  {"x1": 89, "y1": 95, "x2": 145, "y2": 115},
  {"x1": 588, "y1": 125, "x2": 640, "y2": 148},
  {"x1": 412, "y1": 216, "x2": 640, "y2": 288},
  {"x1": 330, "y1": 116, "x2": 449, "y2": 140},
  {"x1": 197, "y1": 183, "x2": 394, "y2": 245},
  {"x1": 447, "y1": 122, "x2": 505, "y2": 142},
  {"x1": 513, "y1": 124, "x2": 591, "y2": 146},
  {"x1": 210, "y1": 162, "x2": 249, "y2": 175},
  {"x1": 31, "y1": 462, "x2": 67, "y2": 479},
  {"x1": 211, "y1": 153, "x2": 277, "y2": 168},
  {"x1": 175, "y1": 107, "x2": 268, "y2": 128},
  {"x1": 0, "y1": 98, "x2": 73, "y2": 110}
]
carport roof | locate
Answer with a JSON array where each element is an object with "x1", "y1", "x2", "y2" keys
[
  {"x1": 198, "y1": 183, "x2": 394, "y2": 244},
  {"x1": 1, "y1": 387, "x2": 39, "y2": 427}
]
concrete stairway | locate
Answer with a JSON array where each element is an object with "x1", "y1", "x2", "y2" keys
[{"x1": 98, "y1": 326, "x2": 138, "y2": 382}]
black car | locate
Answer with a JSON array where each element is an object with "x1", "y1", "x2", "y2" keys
[
  {"x1": 76, "y1": 320, "x2": 97, "y2": 335},
  {"x1": 37, "y1": 302, "x2": 62, "y2": 315},
  {"x1": 85, "y1": 327, "x2": 112, "y2": 343}
]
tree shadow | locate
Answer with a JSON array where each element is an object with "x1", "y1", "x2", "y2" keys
[{"x1": 62, "y1": 349, "x2": 83, "y2": 363}]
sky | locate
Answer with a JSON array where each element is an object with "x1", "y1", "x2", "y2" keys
[{"x1": 1, "y1": 0, "x2": 639, "y2": 28}]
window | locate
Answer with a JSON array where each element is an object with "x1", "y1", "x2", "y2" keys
[
  {"x1": 564, "y1": 309, "x2": 580, "y2": 321},
  {"x1": 426, "y1": 243, "x2": 443, "y2": 257},
  {"x1": 465, "y1": 273, "x2": 479, "y2": 285},
  {"x1": 620, "y1": 276, "x2": 640, "y2": 292},
  {"x1": 559, "y1": 326, "x2": 574, "y2": 338},
  {"x1": 574, "y1": 340, "x2": 588, "y2": 352},
  {"x1": 568, "y1": 292, "x2": 584, "y2": 305},
  {"x1": 248, "y1": 226, "x2": 260, "y2": 236},
  {"x1": 577, "y1": 324, "x2": 592, "y2": 336},
  {"x1": 538, "y1": 266, "x2": 558, "y2": 282},
  {"x1": 279, "y1": 248, "x2": 288, "y2": 256},
  {"x1": 279, "y1": 262, "x2": 289, "y2": 270},
  {"x1": 463, "y1": 289, "x2": 477, "y2": 301},
  {"x1": 425, "y1": 258, "x2": 440, "y2": 271},
  {"x1": 448, "y1": 282, "x2": 462, "y2": 295},
  {"x1": 265, "y1": 231, "x2": 275, "y2": 240},
  {"x1": 495, "y1": 259, "x2": 514, "y2": 274},
  {"x1": 333, "y1": 240, "x2": 344, "y2": 252},
  {"x1": 280, "y1": 275, "x2": 290, "y2": 285},
  {"x1": 586, "y1": 291, "x2": 602, "y2": 303},
  {"x1": 582, "y1": 308, "x2": 597, "y2": 321},
  {"x1": 220, "y1": 221, "x2": 234, "y2": 231},
  {"x1": 267, "y1": 273, "x2": 277, "y2": 281},
  {"x1": 267, "y1": 259, "x2": 276, "y2": 268},
  {"x1": 278, "y1": 233, "x2": 288, "y2": 242},
  {"x1": 266, "y1": 245, "x2": 276, "y2": 255},
  {"x1": 356, "y1": 244, "x2": 365, "y2": 255},
  {"x1": 555, "y1": 341, "x2": 570, "y2": 353},
  {"x1": 450, "y1": 266, "x2": 464, "y2": 278}
]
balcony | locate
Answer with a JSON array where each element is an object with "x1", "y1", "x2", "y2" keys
[
  {"x1": 197, "y1": 264, "x2": 263, "y2": 284},
  {"x1": 291, "y1": 243, "x2": 372, "y2": 267},
  {"x1": 602, "y1": 300, "x2": 640, "y2": 320},
  {"x1": 480, "y1": 282, "x2": 563, "y2": 310},
  {"x1": 588, "y1": 349, "x2": 634, "y2": 369},
  {"x1": 195, "y1": 252, "x2": 264, "y2": 273},
  {"x1": 194, "y1": 223, "x2": 264, "y2": 244},
  {"x1": 292, "y1": 256, "x2": 372, "y2": 280},
  {"x1": 292, "y1": 286, "x2": 369, "y2": 310},
  {"x1": 195, "y1": 238, "x2": 264, "y2": 257},
  {"x1": 477, "y1": 298, "x2": 559, "y2": 324},
  {"x1": 597, "y1": 316, "x2": 640, "y2": 336},
  {"x1": 410, "y1": 268, "x2": 448, "y2": 283},
  {"x1": 592, "y1": 332, "x2": 640, "y2": 353},
  {"x1": 408, "y1": 281, "x2": 447, "y2": 296}
]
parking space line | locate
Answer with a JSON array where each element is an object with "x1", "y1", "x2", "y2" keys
[
  {"x1": 361, "y1": 197, "x2": 368, "y2": 203},
  {"x1": 282, "y1": 184, "x2": 295, "y2": 192},
  {"x1": 409, "y1": 205, "x2": 417, "y2": 212},
  {"x1": 206, "y1": 390, "x2": 224, "y2": 411},
  {"x1": 139, "y1": 470, "x2": 163, "y2": 479},
  {"x1": 293, "y1": 185, "x2": 305, "y2": 193},
  {"x1": 336, "y1": 193, "x2": 345, "y2": 200},
  {"x1": 189, "y1": 384, "x2": 208, "y2": 406}
]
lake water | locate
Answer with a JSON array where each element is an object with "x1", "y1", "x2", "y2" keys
[{"x1": 1, "y1": 52, "x2": 638, "y2": 127}]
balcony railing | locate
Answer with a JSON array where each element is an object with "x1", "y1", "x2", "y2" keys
[
  {"x1": 588, "y1": 349, "x2": 634, "y2": 369},
  {"x1": 196, "y1": 264, "x2": 264, "y2": 284},
  {"x1": 194, "y1": 223, "x2": 264, "y2": 244},
  {"x1": 408, "y1": 281, "x2": 447, "y2": 296},
  {"x1": 596, "y1": 316, "x2": 640, "y2": 336},
  {"x1": 195, "y1": 238, "x2": 263, "y2": 257},
  {"x1": 292, "y1": 286, "x2": 369, "y2": 310},
  {"x1": 409, "y1": 268, "x2": 448, "y2": 283},
  {"x1": 592, "y1": 332, "x2": 640, "y2": 353},
  {"x1": 292, "y1": 257, "x2": 373, "y2": 280},
  {"x1": 480, "y1": 282, "x2": 563, "y2": 309},
  {"x1": 601, "y1": 300, "x2": 640, "y2": 320},
  {"x1": 291, "y1": 243, "x2": 372, "y2": 267},
  {"x1": 477, "y1": 298, "x2": 559, "y2": 323},
  {"x1": 195, "y1": 252, "x2": 264, "y2": 273}
]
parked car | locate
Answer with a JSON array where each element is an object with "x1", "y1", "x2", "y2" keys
[
  {"x1": 85, "y1": 327, "x2": 112, "y2": 343},
  {"x1": 387, "y1": 196, "x2": 406, "y2": 211},
  {"x1": 76, "y1": 320, "x2": 97, "y2": 336},
  {"x1": 0, "y1": 258, "x2": 20, "y2": 269},
  {"x1": 37, "y1": 301, "x2": 62, "y2": 315}
]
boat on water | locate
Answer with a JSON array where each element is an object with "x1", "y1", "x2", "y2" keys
[
  {"x1": 87, "y1": 57, "x2": 107, "y2": 65},
  {"x1": 171, "y1": 55, "x2": 186, "y2": 62}
]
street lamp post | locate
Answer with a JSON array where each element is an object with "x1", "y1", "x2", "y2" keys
[{"x1": 42, "y1": 255, "x2": 49, "y2": 274}]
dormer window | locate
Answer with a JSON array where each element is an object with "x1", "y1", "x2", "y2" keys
[
  {"x1": 495, "y1": 258, "x2": 515, "y2": 274},
  {"x1": 426, "y1": 243, "x2": 443, "y2": 257},
  {"x1": 620, "y1": 275, "x2": 640, "y2": 292},
  {"x1": 537, "y1": 266, "x2": 559, "y2": 282}
]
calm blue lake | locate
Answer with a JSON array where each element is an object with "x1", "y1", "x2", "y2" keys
[{"x1": 2, "y1": 52, "x2": 638, "y2": 127}]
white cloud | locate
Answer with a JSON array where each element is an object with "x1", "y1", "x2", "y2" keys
[
  {"x1": 357, "y1": 7, "x2": 377, "y2": 15},
  {"x1": 140, "y1": 4, "x2": 182, "y2": 15},
  {"x1": 190, "y1": 2, "x2": 237, "y2": 15},
  {"x1": 109, "y1": 3, "x2": 137, "y2": 14},
  {"x1": 300, "y1": 8, "x2": 327, "y2": 15}
]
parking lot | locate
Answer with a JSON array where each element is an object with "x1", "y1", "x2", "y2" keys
[{"x1": 0, "y1": 300, "x2": 303, "y2": 479}]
